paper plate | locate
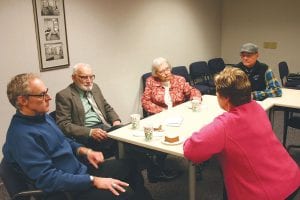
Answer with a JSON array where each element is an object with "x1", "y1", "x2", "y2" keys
[{"x1": 161, "y1": 137, "x2": 185, "y2": 145}]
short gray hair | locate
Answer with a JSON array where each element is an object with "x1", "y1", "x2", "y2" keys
[
  {"x1": 7, "y1": 73, "x2": 40, "y2": 109},
  {"x1": 214, "y1": 67, "x2": 251, "y2": 106},
  {"x1": 72, "y1": 63, "x2": 91, "y2": 75},
  {"x1": 151, "y1": 57, "x2": 172, "y2": 76}
]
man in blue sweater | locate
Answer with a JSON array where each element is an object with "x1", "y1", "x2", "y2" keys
[{"x1": 3, "y1": 73, "x2": 152, "y2": 200}]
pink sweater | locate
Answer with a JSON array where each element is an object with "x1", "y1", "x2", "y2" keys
[{"x1": 184, "y1": 100, "x2": 300, "y2": 200}]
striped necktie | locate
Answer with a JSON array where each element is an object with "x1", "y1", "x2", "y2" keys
[{"x1": 86, "y1": 91, "x2": 111, "y2": 128}]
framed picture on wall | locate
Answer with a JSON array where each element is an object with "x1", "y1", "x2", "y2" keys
[{"x1": 33, "y1": 0, "x2": 69, "y2": 72}]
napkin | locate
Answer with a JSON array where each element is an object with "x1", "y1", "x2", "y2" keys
[{"x1": 164, "y1": 115, "x2": 183, "y2": 127}]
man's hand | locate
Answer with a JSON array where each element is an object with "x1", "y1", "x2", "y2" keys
[
  {"x1": 91, "y1": 128, "x2": 108, "y2": 141},
  {"x1": 86, "y1": 149, "x2": 104, "y2": 168},
  {"x1": 112, "y1": 120, "x2": 121, "y2": 126},
  {"x1": 92, "y1": 177, "x2": 129, "y2": 196}
]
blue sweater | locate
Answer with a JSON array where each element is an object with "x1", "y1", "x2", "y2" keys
[{"x1": 2, "y1": 111, "x2": 91, "y2": 193}]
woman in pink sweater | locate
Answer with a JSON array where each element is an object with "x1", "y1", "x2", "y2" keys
[{"x1": 184, "y1": 67, "x2": 299, "y2": 200}]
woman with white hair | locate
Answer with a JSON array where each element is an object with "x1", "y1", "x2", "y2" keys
[{"x1": 142, "y1": 57, "x2": 201, "y2": 114}]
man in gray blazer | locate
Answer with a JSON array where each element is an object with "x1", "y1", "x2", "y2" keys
[{"x1": 55, "y1": 63, "x2": 121, "y2": 159}]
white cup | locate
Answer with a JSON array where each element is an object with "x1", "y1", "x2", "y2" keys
[
  {"x1": 191, "y1": 99, "x2": 200, "y2": 112},
  {"x1": 130, "y1": 114, "x2": 140, "y2": 129}
]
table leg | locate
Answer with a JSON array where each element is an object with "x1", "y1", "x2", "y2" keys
[
  {"x1": 188, "y1": 161, "x2": 196, "y2": 200},
  {"x1": 118, "y1": 142, "x2": 125, "y2": 158},
  {"x1": 268, "y1": 107, "x2": 275, "y2": 127}
]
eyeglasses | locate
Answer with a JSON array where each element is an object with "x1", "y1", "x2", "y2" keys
[
  {"x1": 156, "y1": 67, "x2": 171, "y2": 75},
  {"x1": 77, "y1": 75, "x2": 95, "y2": 81},
  {"x1": 25, "y1": 88, "x2": 50, "y2": 99}
]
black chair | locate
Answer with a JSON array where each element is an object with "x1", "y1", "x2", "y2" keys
[
  {"x1": 189, "y1": 61, "x2": 211, "y2": 94},
  {"x1": 141, "y1": 72, "x2": 152, "y2": 118},
  {"x1": 141, "y1": 72, "x2": 152, "y2": 91},
  {"x1": 207, "y1": 58, "x2": 226, "y2": 75},
  {"x1": 279, "y1": 61, "x2": 300, "y2": 89},
  {"x1": 0, "y1": 159, "x2": 72, "y2": 200},
  {"x1": 206, "y1": 58, "x2": 226, "y2": 94},
  {"x1": 283, "y1": 109, "x2": 300, "y2": 152},
  {"x1": 49, "y1": 110, "x2": 56, "y2": 121},
  {"x1": 278, "y1": 61, "x2": 289, "y2": 86},
  {"x1": 171, "y1": 66, "x2": 191, "y2": 83},
  {"x1": 0, "y1": 159, "x2": 44, "y2": 200}
]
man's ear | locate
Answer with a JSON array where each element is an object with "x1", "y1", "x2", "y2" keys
[{"x1": 17, "y1": 95, "x2": 28, "y2": 107}]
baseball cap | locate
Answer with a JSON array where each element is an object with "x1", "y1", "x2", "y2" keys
[{"x1": 240, "y1": 43, "x2": 258, "y2": 53}]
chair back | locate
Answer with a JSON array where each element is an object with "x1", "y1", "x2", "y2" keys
[
  {"x1": 189, "y1": 61, "x2": 211, "y2": 94},
  {"x1": 141, "y1": 72, "x2": 152, "y2": 118},
  {"x1": 49, "y1": 110, "x2": 56, "y2": 121},
  {"x1": 207, "y1": 58, "x2": 225, "y2": 75},
  {"x1": 0, "y1": 159, "x2": 31, "y2": 200},
  {"x1": 278, "y1": 61, "x2": 289, "y2": 86},
  {"x1": 189, "y1": 61, "x2": 210, "y2": 84},
  {"x1": 171, "y1": 66, "x2": 190, "y2": 83},
  {"x1": 141, "y1": 72, "x2": 152, "y2": 91}
]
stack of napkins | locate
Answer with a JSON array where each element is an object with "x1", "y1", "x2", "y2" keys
[{"x1": 164, "y1": 115, "x2": 184, "y2": 127}]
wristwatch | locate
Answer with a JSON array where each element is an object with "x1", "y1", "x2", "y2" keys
[{"x1": 90, "y1": 175, "x2": 94, "y2": 184}]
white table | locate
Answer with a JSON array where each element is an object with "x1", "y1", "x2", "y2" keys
[
  {"x1": 109, "y1": 95, "x2": 224, "y2": 200},
  {"x1": 108, "y1": 88, "x2": 300, "y2": 200}
]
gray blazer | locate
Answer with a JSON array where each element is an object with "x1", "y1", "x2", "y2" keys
[{"x1": 55, "y1": 83, "x2": 120, "y2": 139}]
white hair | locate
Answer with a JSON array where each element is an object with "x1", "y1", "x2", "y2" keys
[
  {"x1": 72, "y1": 63, "x2": 91, "y2": 75},
  {"x1": 151, "y1": 57, "x2": 171, "y2": 76}
]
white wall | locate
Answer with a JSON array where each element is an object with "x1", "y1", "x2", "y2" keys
[
  {"x1": 221, "y1": 0, "x2": 300, "y2": 77},
  {"x1": 0, "y1": 0, "x2": 222, "y2": 156}
]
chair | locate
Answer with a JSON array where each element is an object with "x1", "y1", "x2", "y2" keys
[
  {"x1": 171, "y1": 66, "x2": 191, "y2": 83},
  {"x1": 278, "y1": 61, "x2": 289, "y2": 86},
  {"x1": 189, "y1": 61, "x2": 211, "y2": 94},
  {"x1": 141, "y1": 72, "x2": 152, "y2": 91},
  {"x1": 49, "y1": 110, "x2": 56, "y2": 121},
  {"x1": 0, "y1": 159, "x2": 72, "y2": 200},
  {"x1": 141, "y1": 72, "x2": 152, "y2": 118},
  {"x1": 207, "y1": 58, "x2": 226, "y2": 75},
  {"x1": 282, "y1": 109, "x2": 300, "y2": 152},
  {"x1": 0, "y1": 158, "x2": 43, "y2": 200},
  {"x1": 207, "y1": 58, "x2": 226, "y2": 94}
]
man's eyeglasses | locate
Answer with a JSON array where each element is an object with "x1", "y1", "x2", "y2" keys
[
  {"x1": 25, "y1": 88, "x2": 50, "y2": 99},
  {"x1": 77, "y1": 75, "x2": 95, "y2": 81}
]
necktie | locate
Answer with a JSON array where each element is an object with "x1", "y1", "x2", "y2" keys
[{"x1": 86, "y1": 92, "x2": 111, "y2": 128}]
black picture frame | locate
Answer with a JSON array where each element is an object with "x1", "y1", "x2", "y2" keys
[{"x1": 33, "y1": 0, "x2": 69, "y2": 71}]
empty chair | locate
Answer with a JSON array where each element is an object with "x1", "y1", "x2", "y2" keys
[
  {"x1": 278, "y1": 61, "x2": 289, "y2": 86},
  {"x1": 207, "y1": 58, "x2": 226, "y2": 75},
  {"x1": 189, "y1": 61, "x2": 211, "y2": 94},
  {"x1": 171, "y1": 66, "x2": 190, "y2": 83},
  {"x1": 283, "y1": 109, "x2": 300, "y2": 152}
]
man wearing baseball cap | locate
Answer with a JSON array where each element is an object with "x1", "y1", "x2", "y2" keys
[{"x1": 235, "y1": 43, "x2": 282, "y2": 100}]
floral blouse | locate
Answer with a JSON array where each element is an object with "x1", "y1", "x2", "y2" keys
[{"x1": 142, "y1": 75, "x2": 201, "y2": 114}]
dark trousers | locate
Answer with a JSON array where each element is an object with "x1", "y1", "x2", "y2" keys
[
  {"x1": 46, "y1": 159, "x2": 152, "y2": 200},
  {"x1": 78, "y1": 124, "x2": 122, "y2": 159},
  {"x1": 124, "y1": 144, "x2": 167, "y2": 175}
]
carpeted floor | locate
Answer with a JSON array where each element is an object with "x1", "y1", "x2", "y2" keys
[{"x1": 1, "y1": 110, "x2": 299, "y2": 200}]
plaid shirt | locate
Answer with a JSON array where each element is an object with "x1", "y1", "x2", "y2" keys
[{"x1": 252, "y1": 68, "x2": 282, "y2": 101}]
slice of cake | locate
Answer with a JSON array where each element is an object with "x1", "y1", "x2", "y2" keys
[{"x1": 164, "y1": 134, "x2": 179, "y2": 143}]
